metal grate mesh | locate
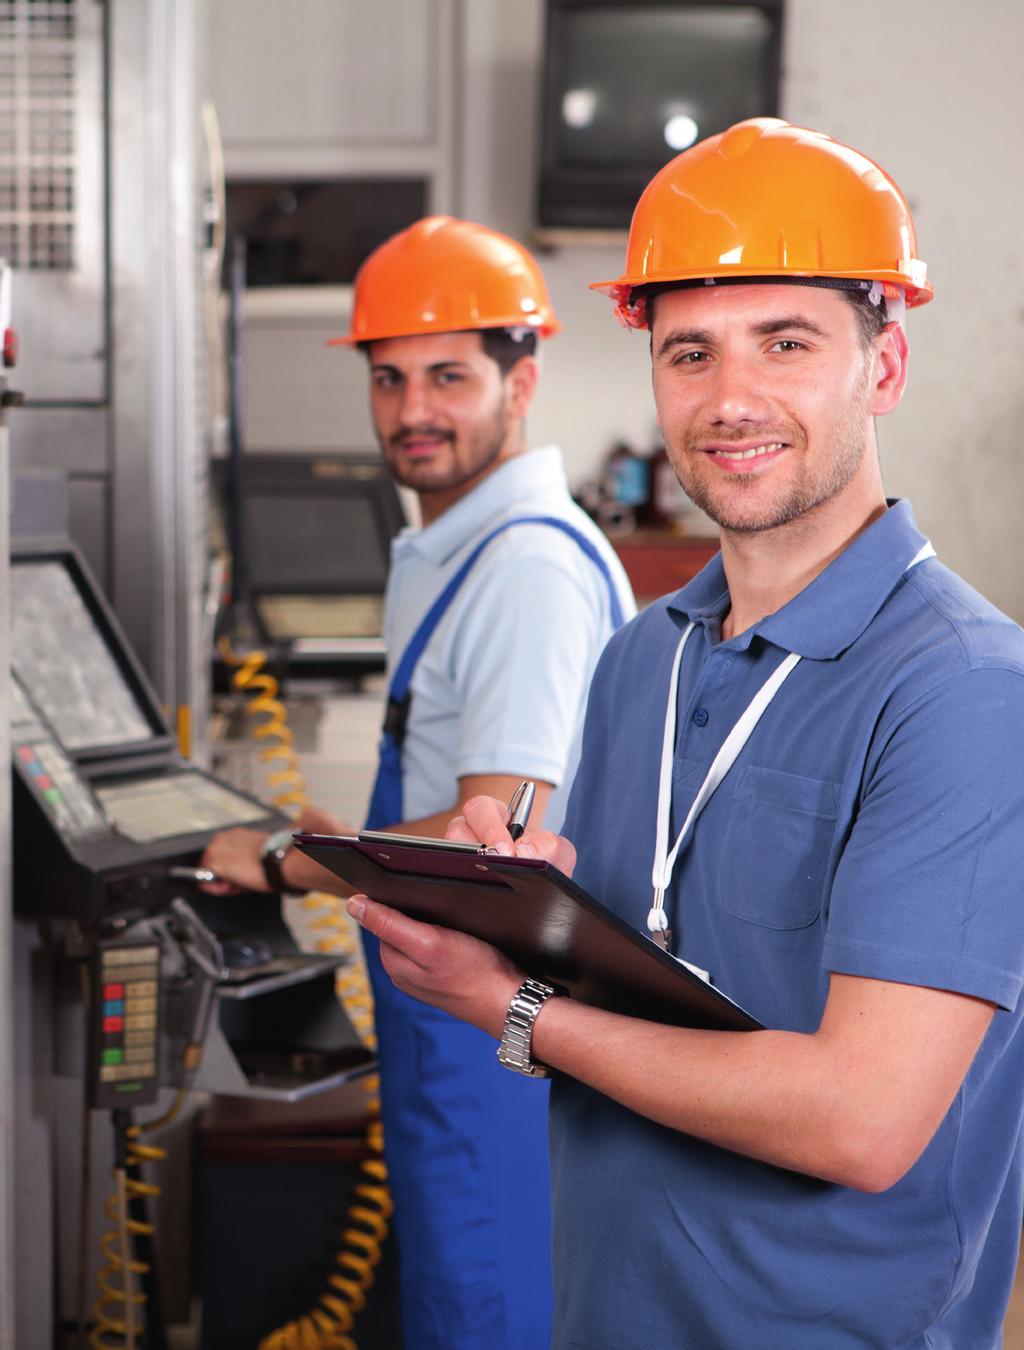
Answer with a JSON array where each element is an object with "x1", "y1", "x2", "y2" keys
[{"x1": 0, "y1": 0, "x2": 76, "y2": 270}]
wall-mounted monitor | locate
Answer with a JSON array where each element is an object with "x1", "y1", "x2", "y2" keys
[{"x1": 537, "y1": 0, "x2": 784, "y2": 231}]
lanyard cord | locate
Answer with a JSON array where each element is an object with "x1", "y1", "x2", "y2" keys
[
  {"x1": 647, "y1": 539, "x2": 937, "y2": 950},
  {"x1": 648, "y1": 625, "x2": 800, "y2": 943}
]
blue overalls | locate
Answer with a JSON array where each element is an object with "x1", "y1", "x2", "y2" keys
[{"x1": 363, "y1": 515, "x2": 627, "y2": 1349}]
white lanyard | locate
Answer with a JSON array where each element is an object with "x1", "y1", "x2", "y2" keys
[
  {"x1": 649, "y1": 627, "x2": 800, "y2": 951},
  {"x1": 648, "y1": 540, "x2": 936, "y2": 956}
]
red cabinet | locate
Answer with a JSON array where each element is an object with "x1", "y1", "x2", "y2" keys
[{"x1": 612, "y1": 531, "x2": 720, "y2": 606}]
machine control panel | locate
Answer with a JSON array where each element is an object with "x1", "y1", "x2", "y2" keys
[
  {"x1": 90, "y1": 939, "x2": 162, "y2": 1109},
  {"x1": 11, "y1": 676, "x2": 110, "y2": 842}
]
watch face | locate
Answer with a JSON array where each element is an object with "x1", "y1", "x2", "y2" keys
[{"x1": 264, "y1": 828, "x2": 295, "y2": 857}]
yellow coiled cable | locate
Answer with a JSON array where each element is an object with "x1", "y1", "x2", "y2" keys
[
  {"x1": 219, "y1": 640, "x2": 308, "y2": 815},
  {"x1": 217, "y1": 639, "x2": 392, "y2": 1350},
  {"x1": 89, "y1": 1109, "x2": 178, "y2": 1350}
]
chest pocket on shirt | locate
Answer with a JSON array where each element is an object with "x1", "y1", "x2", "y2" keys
[{"x1": 719, "y1": 765, "x2": 838, "y2": 929}]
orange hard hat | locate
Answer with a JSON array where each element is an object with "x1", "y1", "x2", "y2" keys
[
  {"x1": 331, "y1": 216, "x2": 561, "y2": 346},
  {"x1": 592, "y1": 118, "x2": 933, "y2": 329}
]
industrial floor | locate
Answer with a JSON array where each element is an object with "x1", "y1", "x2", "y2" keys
[{"x1": 200, "y1": 679, "x2": 1024, "y2": 1348}]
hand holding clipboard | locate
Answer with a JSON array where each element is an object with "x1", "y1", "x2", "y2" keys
[{"x1": 294, "y1": 783, "x2": 760, "y2": 1034}]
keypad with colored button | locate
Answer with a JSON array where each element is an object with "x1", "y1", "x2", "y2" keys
[{"x1": 91, "y1": 941, "x2": 161, "y2": 1108}]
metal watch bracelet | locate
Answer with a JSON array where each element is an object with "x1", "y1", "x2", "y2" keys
[{"x1": 497, "y1": 977, "x2": 559, "y2": 1078}]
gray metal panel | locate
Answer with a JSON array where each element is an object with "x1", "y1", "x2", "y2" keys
[
  {"x1": 209, "y1": 0, "x2": 437, "y2": 148},
  {"x1": 8, "y1": 402, "x2": 109, "y2": 474},
  {"x1": 109, "y1": 0, "x2": 205, "y2": 737},
  {"x1": 1, "y1": 0, "x2": 108, "y2": 402},
  {"x1": 68, "y1": 475, "x2": 110, "y2": 591},
  {"x1": 108, "y1": 0, "x2": 156, "y2": 683},
  {"x1": 10, "y1": 465, "x2": 71, "y2": 540},
  {"x1": 0, "y1": 394, "x2": 14, "y2": 1350},
  {"x1": 12, "y1": 921, "x2": 55, "y2": 1350}
]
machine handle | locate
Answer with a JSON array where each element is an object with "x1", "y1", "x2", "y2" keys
[{"x1": 167, "y1": 865, "x2": 218, "y2": 885}]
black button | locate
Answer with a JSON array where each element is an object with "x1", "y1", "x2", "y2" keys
[{"x1": 692, "y1": 707, "x2": 709, "y2": 727}]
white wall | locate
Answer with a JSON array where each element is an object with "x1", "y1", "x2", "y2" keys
[{"x1": 459, "y1": 0, "x2": 1024, "y2": 619}]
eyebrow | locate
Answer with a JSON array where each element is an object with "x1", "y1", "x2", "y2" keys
[
  {"x1": 370, "y1": 359, "x2": 471, "y2": 375},
  {"x1": 656, "y1": 314, "x2": 830, "y2": 360}
]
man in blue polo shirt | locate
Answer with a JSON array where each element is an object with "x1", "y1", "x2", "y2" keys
[{"x1": 348, "y1": 121, "x2": 1024, "y2": 1348}]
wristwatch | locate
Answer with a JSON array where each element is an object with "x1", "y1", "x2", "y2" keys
[
  {"x1": 260, "y1": 828, "x2": 299, "y2": 895},
  {"x1": 497, "y1": 978, "x2": 560, "y2": 1078}
]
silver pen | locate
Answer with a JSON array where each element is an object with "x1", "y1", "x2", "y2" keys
[{"x1": 506, "y1": 781, "x2": 536, "y2": 841}]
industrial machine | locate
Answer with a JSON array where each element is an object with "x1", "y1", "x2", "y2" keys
[
  {"x1": 2, "y1": 5, "x2": 393, "y2": 1335},
  {"x1": 10, "y1": 527, "x2": 373, "y2": 1101}
]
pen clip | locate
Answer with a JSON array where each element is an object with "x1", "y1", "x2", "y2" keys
[
  {"x1": 506, "y1": 781, "x2": 528, "y2": 822},
  {"x1": 506, "y1": 780, "x2": 535, "y2": 842}
]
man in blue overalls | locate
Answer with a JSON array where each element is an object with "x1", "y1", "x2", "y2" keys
[{"x1": 203, "y1": 216, "x2": 636, "y2": 1347}]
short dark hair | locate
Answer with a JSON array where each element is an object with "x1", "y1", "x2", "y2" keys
[
  {"x1": 479, "y1": 328, "x2": 539, "y2": 374},
  {"x1": 359, "y1": 327, "x2": 538, "y2": 374},
  {"x1": 643, "y1": 281, "x2": 890, "y2": 351},
  {"x1": 839, "y1": 288, "x2": 890, "y2": 348}
]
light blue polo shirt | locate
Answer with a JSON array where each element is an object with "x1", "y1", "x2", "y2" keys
[
  {"x1": 553, "y1": 500, "x2": 1024, "y2": 1349},
  {"x1": 383, "y1": 445, "x2": 635, "y2": 829}
]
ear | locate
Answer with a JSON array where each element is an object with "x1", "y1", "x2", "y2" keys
[
  {"x1": 868, "y1": 322, "x2": 909, "y2": 416},
  {"x1": 504, "y1": 355, "x2": 540, "y2": 419}
]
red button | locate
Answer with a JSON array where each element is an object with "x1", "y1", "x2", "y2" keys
[
  {"x1": 104, "y1": 983, "x2": 125, "y2": 999},
  {"x1": 2, "y1": 328, "x2": 16, "y2": 369},
  {"x1": 36, "y1": 775, "x2": 53, "y2": 791},
  {"x1": 103, "y1": 1015, "x2": 124, "y2": 1033},
  {"x1": 17, "y1": 746, "x2": 34, "y2": 763}
]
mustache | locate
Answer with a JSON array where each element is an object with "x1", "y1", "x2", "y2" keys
[
  {"x1": 685, "y1": 426, "x2": 797, "y2": 450},
  {"x1": 388, "y1": 426, "x2": 455, "y2": 451}
]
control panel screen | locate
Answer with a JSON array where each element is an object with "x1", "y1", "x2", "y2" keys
[
  {"x1": 10, "y1": 561, "x2": 154, "y2": 751},
  {"x1": 96, "y1": 771, "x2": 268, "y2": 843}
]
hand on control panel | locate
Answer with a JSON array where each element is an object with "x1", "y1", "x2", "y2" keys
[
  {"x1": 199, "y1": 805, "x2": 355, "y2": 897},
  {"x1": 198, "y1": 827, "x2": 269, "y2": 895}
]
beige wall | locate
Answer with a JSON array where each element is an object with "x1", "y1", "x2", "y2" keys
[{"x1": 460, "y1": 0, "x2": 1024, "y2": 619}]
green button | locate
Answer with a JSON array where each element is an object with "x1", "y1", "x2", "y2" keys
[
  {"x1": 102, "y1": 1048, "x2": 124, "y2": 1065},
  {"x1": 43, "y1": 787, "x2": 62, "y2": 803}
]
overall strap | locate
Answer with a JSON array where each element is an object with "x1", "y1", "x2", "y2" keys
[{"x1": 387, "y1": 514, "x2": 627, "y2": 708}]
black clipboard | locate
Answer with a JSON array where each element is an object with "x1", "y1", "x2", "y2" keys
[{"x1": 293, "y1": 832, "x2": 762, "y2": 1032}]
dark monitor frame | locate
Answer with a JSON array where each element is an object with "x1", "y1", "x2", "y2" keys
[
  {"x1": 9, "y1": 537, "x2": 175, "y2": 767},
  {"x1": 212, "y1": 452, "x2": 406, "y2": 601},
  {"x1": 537, "y1": 0, "x2": 785, "y2": 231}
]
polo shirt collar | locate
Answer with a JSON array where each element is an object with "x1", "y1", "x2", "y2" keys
[
  {"x1": 667, "y1": 499, "x2": 930, "y2": 660},
  {"x1": 398, "y1": 445, "x2": 567, "y2": 566}
]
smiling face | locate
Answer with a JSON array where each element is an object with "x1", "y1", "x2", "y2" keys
[
  {"x1": 367, "y1": 330, "x2": 537, "y2": 521},
  {"x1": 649, "y1": 284, "x2": 906, "y2": 537}
]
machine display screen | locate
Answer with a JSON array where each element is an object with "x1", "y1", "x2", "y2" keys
[
  {"x1": 248, "y1": 493, "x2": 392, "y2": 591},
  {"x1": 10, "y1": 560, "x2": 154, "y2": 752},
  {"x1": 96, "y1": 771, "x2": 268, "y2": 844}
]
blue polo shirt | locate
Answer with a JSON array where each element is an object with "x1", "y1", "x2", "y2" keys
[{"x1": 552, "y1": 501, "x2": 1024, "y2": 1349}]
